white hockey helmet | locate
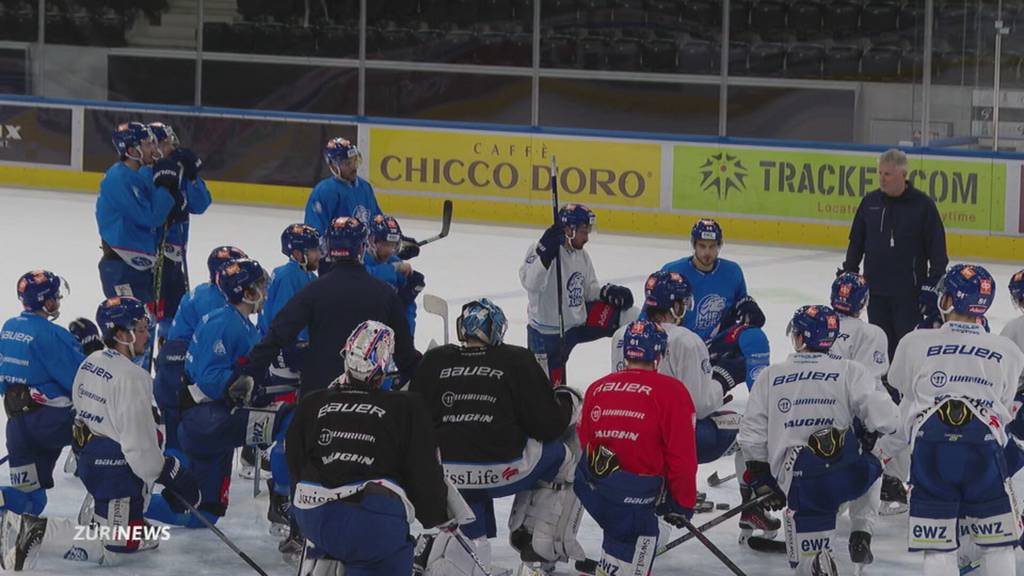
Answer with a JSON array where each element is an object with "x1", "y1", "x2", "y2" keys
[{"x1": 341, "y1": 320, "x2": 395, "y2": 386}]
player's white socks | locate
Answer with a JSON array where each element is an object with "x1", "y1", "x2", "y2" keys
[
  {"x1": 922, "y1": 550, "x2": 959, "y2": 576},
  {"x1": 980, "y1": 546, "x2": 1015, "y2": 576},
  {"x1": 848, "y1": 476, "x2": 882, "y2": 534}
]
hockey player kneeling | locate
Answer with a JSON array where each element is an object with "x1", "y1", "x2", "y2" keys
[
  {"x1": 888, "y1": 264, "x2": 1024, "y2": 576},
  {"x1": 737, "y1": 305, "x2": 897, "y2": 575},
  {"x1": 410, "y1": 299, "x2": 585, "y2": 575},
  {"x1": 0, "y1": 297, "x2": 201, "y2": 571},
  {"x1": 287, "y1": 320, "x2": 451, "y2": 576},
  {"x1": 577, "y1": 319, "x2": 698, "y2": 576}
]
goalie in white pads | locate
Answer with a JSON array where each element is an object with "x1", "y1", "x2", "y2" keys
[
  {"x1": 286, "y1": 320, "x2": 451, "y2": 575},
  {"x1": 409, "y1": 299, "x2": 585, "y2": 575},
  {"x1": 738, "y1": 305, "x2": 898, "y2": 575},
  {"x1": 0, "y1": 297, "x2": 201, "y2": 571},
  {"x1": 888, "y1": 264, "x2": 1024, "y2": 576}
]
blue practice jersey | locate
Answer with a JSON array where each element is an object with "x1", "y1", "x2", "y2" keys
[
  {"x1": 167, "y1": 283, "x2": 227, "y2": 342},
  {"x1": 304, "y1": 176, "x2": 382, "y2": 235},
  {"x1": 364, "y1": 252, "x2": 418, "y2": 335},
  {"x1": 259, "y1": 260, "x2": 316, "y2": 340},
  {"x1": 660, "y1": 257, "x2": 748, "y2": 341},
  {"x1": 184, "y1": 305, "x2": 261, "y2": 401},
  {"x1": 0, "y1": 312, "x2": 85, "y2": 403},
  {"x1": 96, "y1": 162, "x2": 175, "y2": 269},
  {"x1": 165, "y1": 177, "x2": 213, "y2": 254}
]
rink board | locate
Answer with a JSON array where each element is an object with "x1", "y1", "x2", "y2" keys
[{"x1": 1, "y1": 97, "x2": 1023, "y2": 261}]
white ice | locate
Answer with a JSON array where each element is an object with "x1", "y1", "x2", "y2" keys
[{"x1": 2, "y1": 185, "x2": 1024, "y2": 575}]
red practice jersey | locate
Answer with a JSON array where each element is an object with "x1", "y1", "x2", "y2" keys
[{"x1": 578, "y1": 368, "x2": 698, "y2": 508}]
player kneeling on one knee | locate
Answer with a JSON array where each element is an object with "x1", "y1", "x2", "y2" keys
[
  {"x1": 737, "y1": 305, "x2": 897, "y2": 575},
  {"x1": 887, "y1": 264, "x2": 1024, "y2": 576},
  {"x1": 0, "y1": 296, "x2": 201, "y2": 571},
  {"x1": 409, "y1": 299, "x2": 586, "y2": 574},
  {"x1": 578, "y1": 319, "x2": 698, "y2": 576},
  {"x1": 519, "y1": 204, "x2": 637, "y2": 386},
  {"x1": 165, "y1": 258, "x2": 289, "y2": 527},
  {"x1": 287, "y1": 320, "x2": 451, "y2": 576}
]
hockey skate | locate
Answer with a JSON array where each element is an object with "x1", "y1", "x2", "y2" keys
[
  {"x1": 879, "y1": 475, "x2": 908, "y2": 516},
  {"x1": 510, "y1": 527, "x2": 555, "y2": 575},
  {"x1": 0, "y1": 511, "x2": 46, "y2": 571},
  {"x1": 267, "y1": 481, "x2": 290, "y2": 538},
  {"x1": 279, "y1": 516, "x2": 305, "y2": 566},
  {"x1": 238, "y1": 446, "x2": 271, "y2": 480},
  {"x1": 738, "y1": 487, "x2": 781, "y2": 544},
  {"x1": 848, "y1": 531, "x2": 872, "y2": 575}
]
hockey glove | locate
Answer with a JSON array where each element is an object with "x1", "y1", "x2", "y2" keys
[
  {"x1": 158, "y1": 456, "x2": 202, "y2": 514},
  {"x1": 600, "y1": 284, "x2": 634, "y2": 309},
  {"x1": 553, "y1": 386, "x2": 583, "y2": 427},
  {"x1": 721, "y1": 296, "x2": 766, "y2": 328},
  {"x1": 857, "y1": 427, "x2": 880, "y2": 454},
  {"x1": 153, "y1": 157, "x2": 184, "y2": 194},
  {"x1": 397, "y1": 236, "x2": 420, "y2": 260},
  {"x1": 69, "y1": 317, "x2": 105, "y2": 355},
  {"x1": 918, "y1": 282, "x2": 940, "y2": 318},
  {"x1": 707, "y1": 324, "x2": 747, "y2": 363},
  {"x1": 398, "y1": 271, "x2": 426, "y2": 305},
  {"x1": 536, "y1": 225, "x2": 564, "y2": 268},
  {"x1": 742, "y1": 460, "x2": 786, "y2": 511},
  {"x1": 173, "y1": 147, "x2": 203, "y2": 181},
  {"x1": 656, "y1": 497, "x2": 694, "y2": 528},
  {"x1": 711, "y1": 357, "x2": 745, "y2": 396}
]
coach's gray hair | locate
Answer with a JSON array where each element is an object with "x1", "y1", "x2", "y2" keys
[{"x1": 878, "y1": 148, "x2": 908, "y2": 168}]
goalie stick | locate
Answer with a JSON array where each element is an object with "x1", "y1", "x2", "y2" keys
[{"x1": 422, "y1": 294, "x2": 450, "y2": 345}]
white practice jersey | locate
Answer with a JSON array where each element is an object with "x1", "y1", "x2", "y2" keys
[
  {"x1": 1001, "y1": 315, "x2": 1024, "y2": 355},
  {"x1": 738, "y1": 352, "x2": 897, "y2": 494},
  {"x1": 831, "y1": 315, "x2": 889, "y2": 384},
  {"x1": 610, "y1": 321, "x2": 722, "y2": 419},
  {"x1": 889, "y1": 321, "x2": 1024, "y2": 448},
  {"x1": 72, "y1": 349, "x2": 164, "y2": 485},
  {"x1": 518, "y1": 242, "x2": 601, "y2": 334}
]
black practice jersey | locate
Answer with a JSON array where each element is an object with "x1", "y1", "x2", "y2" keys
[
  {"x1": 409, "y1": 344, "x2": 571, "y2": 462},
  {"x1": 286, "y1": 385, "x2": 448, "y2": 529}
]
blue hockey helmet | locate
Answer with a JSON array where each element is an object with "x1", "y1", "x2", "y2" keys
[
  {"x1": 621, "y1": 319, "x2": 668, "y2": 365},
  {"x1": 216, "y1": 258, "x2": 268, "y2": 305},
  {"x1": 830, "y1": 273, "x2": 869, "y2": 316},
  {"x1": 643, "y1": 271, "x2": 693, "y2": 320},
  {"x1": 457, "y1": 298, "x2": 508, "y2": 346},
  {"x1": 207, "y1": 246, "x2": 249, "y2": 283},
  {"x1": 691, "y1": 218, "x2": 723, "y2": 245},
  {"x1": 787, "y1": 305, "x2": 840, "y2": 352},
  {"x1": 111, "y1": 121, "x2": 154, "y2": 161},
  {"x1": 324, "y1": 217, "x2": 368, "y2": 262},
  {"x1": 17, "y1": 270, "x2": 68, "y2": 314},
  {"x1": 96, "y1": 296, "x2": 151, "y2": 343},
  {"x1": 342, "y1": 320, "x2": 395, "y2": 387},
  {"x1": 281, "y1": 224, "x2": 321, "y2": 257},
  {"x1": 938, "y1": 264, "x2": 995, "y2": 317},
  {"x1": 558, "y1": 204, "x2": 596, "y2": 229},
  {"x1": 323, "y1": 137, "x2": 362, "y2": 178},
  {"x1": 147, "y1": 122, "x2": 179, "y2": 147},
  {"x1": 1010, "y1": 269, "x2": 1024, "y2": 310},
  {"x1": 368, "y1": 214, "x2": 403, "y2": 245}
]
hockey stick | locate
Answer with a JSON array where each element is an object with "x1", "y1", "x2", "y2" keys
[
  {"x1": 147, "y1": 223, "x2": 170, "y2": 374},
  {"x1": 414, "y1": 199, "x2": 453, "y2": 247},
  {"x1": 422, "y1": 294, "x2": 450, "y2": 345},
  {"x1": 550, "y1": 157, "x2": 567, "y2": 386},
  {"x1": 656, "y1": 493, "x2": 770, "y2": 556},
  {"x1": 253, "y1": 448, "x2": 262, "y2": 498},
  {"x1": 0, "y1": 455, "x2": 7, "y2": 467},
  {"x1": 680, "y1": 517, "x2": 749, "y2": 576},
  {"x1": 169, "y1": 490, "x2": 270, "y2": 576},
  {"x1": 708, "y1": 471, "x2": 737, "y2": 487}
]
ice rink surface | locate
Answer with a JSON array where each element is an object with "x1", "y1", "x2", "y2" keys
[{"x1": 2, "y1": 185, "x2": 1024, "y2": 575}]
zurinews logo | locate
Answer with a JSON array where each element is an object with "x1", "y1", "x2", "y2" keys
[
  {"x1": 0, "y1": 125, "x2": 21, "y2": 149},
  {"x1": 74, "y1": 524, "x2": 171, "y2": 541}
]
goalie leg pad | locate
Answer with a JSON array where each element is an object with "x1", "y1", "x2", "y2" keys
[
  {"x1": 422, "y1": 531, "x2": 490, "y2": 576},
  {"x1": 508, "y1": 483, "x2": 585, "y2": 563}
]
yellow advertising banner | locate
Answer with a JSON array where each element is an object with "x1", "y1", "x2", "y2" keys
[{"x1": 369, "y1": 127, "x2": 661, "y2": 208}]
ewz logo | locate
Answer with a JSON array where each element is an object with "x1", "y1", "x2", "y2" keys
[
  {"x1": 800, "y1": 536, "x2": 831, "y2": 552},
  {"x1": 913, "y1": 524, "x2": 949, "y2": 541}
]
